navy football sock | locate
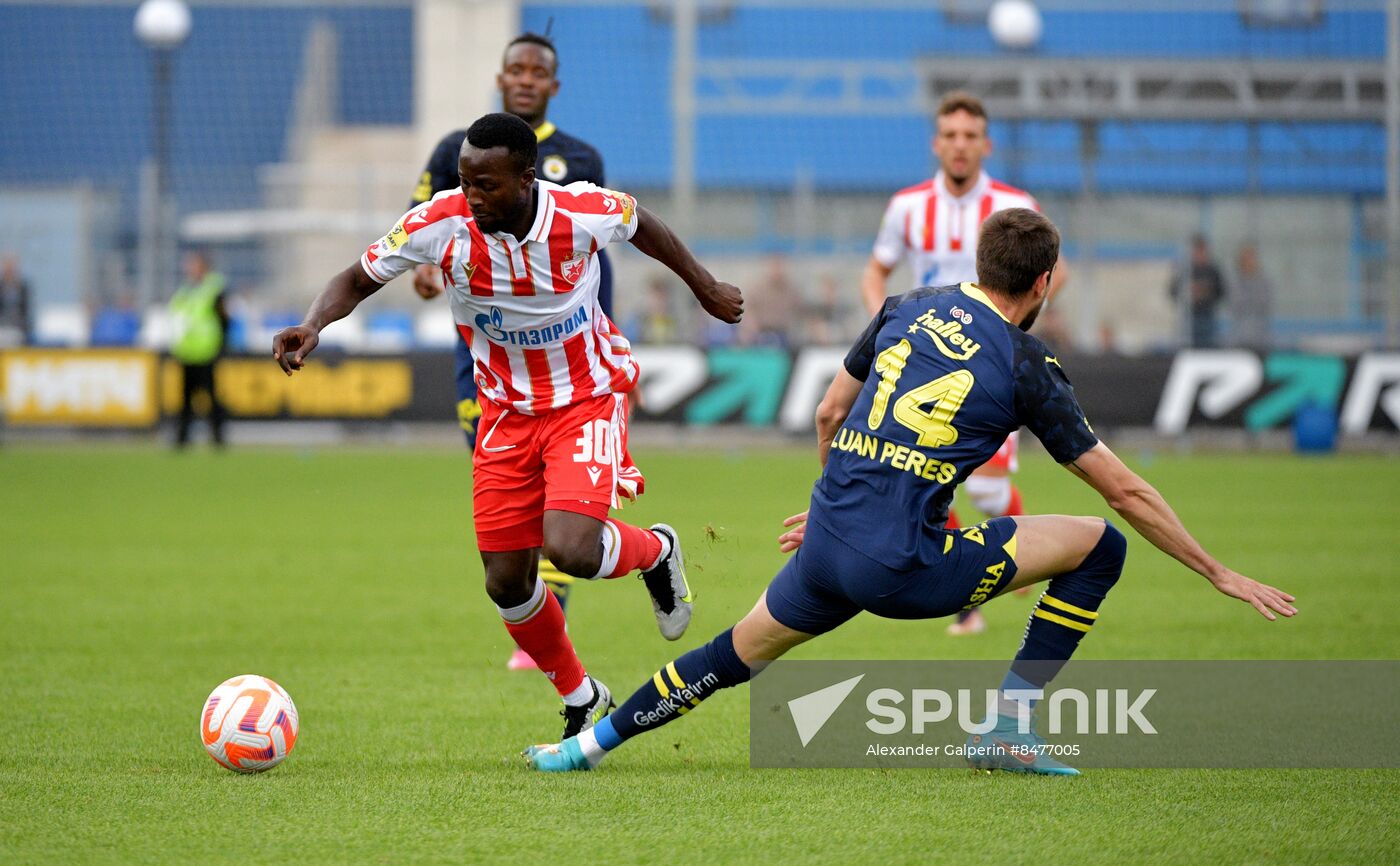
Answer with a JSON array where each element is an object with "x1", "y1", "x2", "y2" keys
[
  {"x1": 1001, "y1": 521, "x2": 1126, "y2": 704},
  {"x1": 586, "y1": 628, "x2": 752, "y2": 754}
]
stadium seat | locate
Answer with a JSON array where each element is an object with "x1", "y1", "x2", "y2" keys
[
  {"x1": 225, "y1": 314, "x2": 250, "y2": 352},
  {"x1": 88, "y1": 308, "x2": 142, "y2": 347},
  {"x1": 33, "y1": 305, "x2": 90, "y2": 347}
]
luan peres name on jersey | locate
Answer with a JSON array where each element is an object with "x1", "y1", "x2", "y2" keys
[{"x1": 830, "y1": 426, "x2": 959, "y2": 484}]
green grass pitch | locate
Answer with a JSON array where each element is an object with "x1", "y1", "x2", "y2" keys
[{"x1": 2, "y1": 444, "x2": 1397, "y2": 864}]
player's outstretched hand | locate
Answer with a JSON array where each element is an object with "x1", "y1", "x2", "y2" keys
[
  {"x1": 1210, "y1": 569, "x2": 1297, "y2": 621},
  {"x1": 697, "y1": 280, "x2": 744, "y2": 324},
  {"x1": 272, "y1": 326, "x2": 319, "y2": 376},
  {"x1": 778, "y1": 511, "x2": 808, "y2": 554},
  {"x1": 412, "y1": 263, "x2": 444, "y2": 300}
]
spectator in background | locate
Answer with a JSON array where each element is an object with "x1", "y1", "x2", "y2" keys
[
  {"x1": 804, "y1": 273, "x2": 852, "y2": 346},
  {"x1": 741, "y1": 255, "x2": 798, "y2": 348},
  {"x1": 1170, "y1": 234, "x2": 1227, "y2": 348},
  {"x1": 635, "y1": 275, "x2": 681, "y2": 344},
  {"x1": 0, "y1": 254, "x2": 32, "y2": 346},
  {"x1": 1232, "y1": 243, "x2": 1274, "y2": 350},
  {"x1": 168, "y1": 250, "x2": 229, "y2": 448}
]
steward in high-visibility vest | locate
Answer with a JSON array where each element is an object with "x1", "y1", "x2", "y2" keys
[
  {"x1": 169, "y1": 251, "x2": 229, "y2": 447},
  {"x1": 170, "y1": 273, "x2": 225, "y2": 364}
]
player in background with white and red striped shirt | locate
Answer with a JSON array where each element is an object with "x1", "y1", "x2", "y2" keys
[
  {"x1": 273, "y1": 113, "x2": 743, "y2": 739},
  {"x1": 860, "y1": 92, "x2": 1067, "y2": 636}
]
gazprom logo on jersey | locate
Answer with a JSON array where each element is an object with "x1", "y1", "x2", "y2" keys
[
  {"x1": 474, "y1": 305, "x2": 590, "y2": 346},
  {"x1": 913, "y1": 309, "x2": 981, "y2": 361}
]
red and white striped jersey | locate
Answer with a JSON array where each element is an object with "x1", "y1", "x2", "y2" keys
[
  {"x1": 872, "y1": 170, "x2": 1039, "y2": 290},
  {"x1": 361, "y1": 180, "x2": 640, "y2": 415}
]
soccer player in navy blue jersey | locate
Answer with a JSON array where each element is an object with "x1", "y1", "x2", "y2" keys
[
  {"x1": 523, "y1": 208, "x2": 1296, "y2": 776},
  {"x1": 408, "y1": 32, "x2": 615, "y2": 671}
]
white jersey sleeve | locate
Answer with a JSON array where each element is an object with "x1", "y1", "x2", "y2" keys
[
  {"x1": 550, "y1": 181, "x2": 640, "y2": 252},
  {"x1": 871, "y1": 194, "x2": 909, "y2": 269},
  {"x1": 359, "y1": 205, "x2": 443, "y2": 284}
]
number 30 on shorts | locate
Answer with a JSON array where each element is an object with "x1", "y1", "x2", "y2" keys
[
  {"x1": 867, "y1": 338, "x2": 975, "y2": 448},
  {"x1": 573, "y1": 419, "x2": 613, "y2": 464}
]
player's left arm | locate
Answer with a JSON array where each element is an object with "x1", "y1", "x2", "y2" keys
[
  {"x1": 630, "y1": 205, "x2": 743, "y2": 323},
  {"x1": 1066, "y1": 443, "x2": 1296, "y2": 620},
  {"x1": 1015, "y1": 334, "x2": 1295, "y2": 620}
]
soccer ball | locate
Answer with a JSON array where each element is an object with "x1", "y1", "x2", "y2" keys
[
  {"x1": 988, "y1": 0, "x2": 1043, "y2": 50},
  {"x1": 200, "y1": 674, "x2": 300, "y2": 773}
]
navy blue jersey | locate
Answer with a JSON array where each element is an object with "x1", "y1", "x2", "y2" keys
[{"x1": 808, "y1": 283, "x2": 1098, "y2": 571}]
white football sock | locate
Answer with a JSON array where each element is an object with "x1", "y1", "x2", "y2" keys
[
  {"x1": 561, "y1": 676, "x2": 595, "y2": 708},
  {"x1": 495, "y1": 578, "x2": 547, "y2": 624},
  {"x1": 576, "y1": 727, "x2": 608, "y2": 768},
  {"x1": 593, "y1": 522, "x2": 622, "y2": 580}
]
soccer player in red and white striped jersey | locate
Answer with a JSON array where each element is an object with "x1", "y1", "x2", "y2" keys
[
  {"x1": 273, "y1": 113, "x2": 743, "y2": 738},
  {"x1": 860, "y1": 92, "x2": 1066, "y2": 636}
]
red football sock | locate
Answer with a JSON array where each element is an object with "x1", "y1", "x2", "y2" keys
[
  {"x1": 1005, "y1": 485, "x2": 1024, "y2": 517},
  {"x1": 945, "y1": 508, "x2": 962, "y2": 530},
  {"x1": 500, "y1": 586, "x2": 585, "y2": 696},
  {"x1": 597, "y1": 518, "x2": 664, "y2": 578}
]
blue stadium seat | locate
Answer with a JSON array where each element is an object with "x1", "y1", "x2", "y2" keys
[{"x1": 88, "y1": 308, "x2": 142, "y2": 347}]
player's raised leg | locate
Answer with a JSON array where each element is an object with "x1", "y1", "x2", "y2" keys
[
  {"x1": 541, "y1": 509, "x2": 691, "y2": 639},
  {"x1": 965, "y1": 513, "x2": 1125, "y2": 775},
  {"x1": 524, "y1": 593, "x2": 814, "y2": 772},
  {"x1": 538, "y1": 393, "x2": 693, "y2": 639}
]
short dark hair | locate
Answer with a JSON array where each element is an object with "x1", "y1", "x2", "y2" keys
[
  {"x1": 976, "y1": 208, "x2": 1060, "y2": 297},
  {"x1": 464, "y1": 112, "x2": 538, "y2": 174},
  {"x1": 503, "y1": 32, "x2": 558, "y2": 72},
  {"x1": 937, "y1": 91, "x2": 988, "y2": 122}
]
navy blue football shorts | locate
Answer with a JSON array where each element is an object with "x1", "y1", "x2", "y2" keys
[{"x1": 765, "y1": 515, "x2": 1021, "y2": 635}]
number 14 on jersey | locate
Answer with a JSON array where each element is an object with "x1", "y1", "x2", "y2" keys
[{"x1": 867, "y1": 338, "x2": 975, "y2": 449}]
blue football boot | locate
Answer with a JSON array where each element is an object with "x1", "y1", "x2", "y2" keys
[
  {"x1": 522, "y1": 737, "x2": 590, "y2": 773},
  {"x1": 966, "y1": 716, "x2": 1080, "y2": 776}
]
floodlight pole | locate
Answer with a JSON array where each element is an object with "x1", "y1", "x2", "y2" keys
[
  {"x1": 135, "y1": 0, "x2": 190, "y2": 311},
  {"x1": 671, "y1": 0, "x2": 698, "y2": 237},
  {"x1": 153, "y1": 48, "x2": 174, "y2": 304}
]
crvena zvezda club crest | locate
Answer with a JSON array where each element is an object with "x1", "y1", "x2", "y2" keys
[{"x1": 560, "y1": 252, "x2": 588, "y2": 285}]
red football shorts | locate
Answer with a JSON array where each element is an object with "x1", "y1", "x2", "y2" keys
[
  {"x1": 472, "y1": 392, "x2": 645, "y2": 552},
  {"x1": 983, "y1": 431, "x2": 1020, "y2": 474}
]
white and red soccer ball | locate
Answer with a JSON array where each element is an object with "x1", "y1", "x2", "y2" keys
[{"x1": 200, "y1": 675, "x2": 299, "y2": 773}]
